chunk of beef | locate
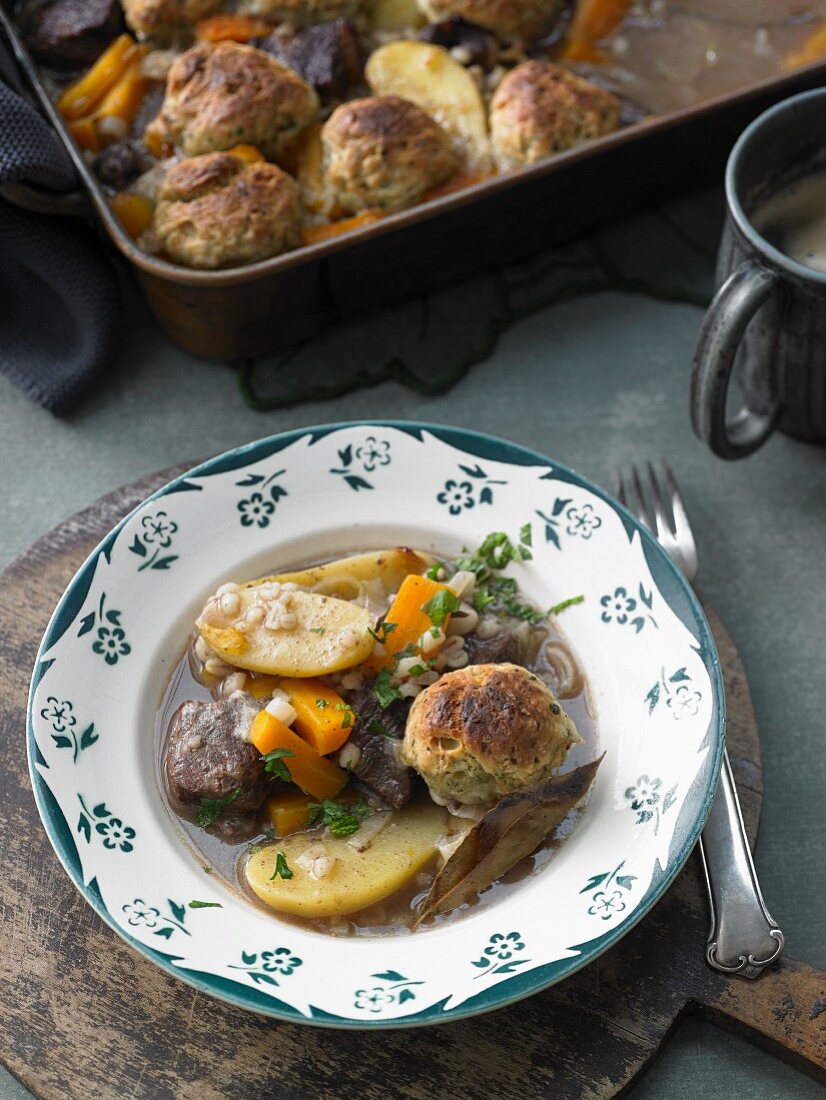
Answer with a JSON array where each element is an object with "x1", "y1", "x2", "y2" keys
[
  {"x1": 418, "y1": 17, "x2": 498, "y2": 70},
  {"x1": 165, "y1": 695, "x2": 268, "y2": 814},
  {"x1": 463, "y1": 628, "x2": 519, "y2": 666},
  {"x1": 24, "y1": 0, "x2": 124, "y2": 70},
  {"x1": 259, "y1": 19, "x2": 361, "y2": 100},
  {"x1": 92, "y1": 142, "x2": 150, "y2": 190},
  {"x1": 341, "y1": 686, "x2": 414, "y2": 809}
]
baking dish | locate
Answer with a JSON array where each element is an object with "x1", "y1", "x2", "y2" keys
[{"x1": 3, "y1": 1, "x2": 826, "y2": 361}]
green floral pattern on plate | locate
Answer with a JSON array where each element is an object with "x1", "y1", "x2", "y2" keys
[
  {"x1": 229, "y1": 947, "x2": 303, "y2": 987},
  {"x1": 39, "y1": 697, "x2": 97, "y2": 763},
  {"x1": 128, "y1": 511, "x2": 179, "y2": 572},
  {"x1": 437, "y1": 463, "x2": 507, "y2": 514},
  {"x1": 353, "y1": 971, "x2": 423, "y2": 1011},
  {"x1": 581, "y1": 861, "x2": 636, "y2": 920},
  {"x1": 625, "y1": 775, "x2": 678, "y2": 835},
  {"x1": 645, "y1": 666, "x2": 702, "y2": 718},
  {"x1": 329, "y1": 436, "x2": 392, "y2": 490},
  {"x1": 77, "y1": 794, "x2": 135, "y2": 852},
  {"x1": 77, "y1": 592, "x2": 131, "y2": 665},
  {"x1": 536, "y1": 497, "x2": 603, "y2": 549},
  {"x1": 471, "y1": 932, "x2": 531, "y2": 979},
  {"x1": 123, "y1": 897, "x2": 191, "y2": 939},
  {"x1": 599, "y1": 583, "x2": 658, "y2": 633},
  {"x1": 235, "y1": 469, "x2": 288, "y2": 528}
]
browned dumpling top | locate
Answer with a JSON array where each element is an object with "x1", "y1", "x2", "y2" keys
[
  {"x1": 145, "y1": 40, "x2": 319, "y2": 162},
  {"x1": 490, "y1": 61, "x2": 620, "y2": 169},
  {"x1": 153, "y1": 152, "x2": 301, "y2": 269},
  {"x1": 321, "y1": 94, "x2": 458, "y2": 214},
  {"x1": 402, "y1": 662, "x2": 581, "y2": 804}
]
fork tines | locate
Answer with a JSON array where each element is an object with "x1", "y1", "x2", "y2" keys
[{"x1": 615, "y1": 460, "x2": 698, "y2": 582}]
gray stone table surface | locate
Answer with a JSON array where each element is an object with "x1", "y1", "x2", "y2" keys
[{"x1": 1, "y1": 189, "x2": 824, "y2": 1099}]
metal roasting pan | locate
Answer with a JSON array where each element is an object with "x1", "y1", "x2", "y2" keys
[{"x1": 3, "y1": 1, "x2": 826, "y2": 360}]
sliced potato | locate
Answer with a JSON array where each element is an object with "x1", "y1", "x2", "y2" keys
[
  {"x1": 370, "y1": 0, "x2": 425, "y2": 32},
  {"x1": 365, "y1": 41, "x2": 490, "y2": 170},
  {"x1": 246, "y1": 801, "x2": 449, "y2": 917},
  {"x1": 197, "y1": 589, "x2": 373, "y2": 677},
  {"x1": 244, "y1": 547, "x2": 433, "y2": 601}
]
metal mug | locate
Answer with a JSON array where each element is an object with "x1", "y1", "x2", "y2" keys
[{"x1": 691, "y1": 89, "x2": 826, "y2": 459}]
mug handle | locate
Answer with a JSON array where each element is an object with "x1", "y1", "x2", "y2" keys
[{"x1": 691, "y1": 260, "x2": 781, "y2": 459}]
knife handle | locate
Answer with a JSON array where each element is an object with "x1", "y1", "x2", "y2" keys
[{"x1": 700, "y1": 747, "x2": 784, "y2": 977}]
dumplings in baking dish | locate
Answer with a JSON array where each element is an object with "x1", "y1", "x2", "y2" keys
[{"x1": 34, "y1": 0, "x2": 627, "y2": 268}]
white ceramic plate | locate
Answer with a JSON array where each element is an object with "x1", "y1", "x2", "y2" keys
[{"x1": 28, "y1": 422, "x2": 723, "y2": 1027}]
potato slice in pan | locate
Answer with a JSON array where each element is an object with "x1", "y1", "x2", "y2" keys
[
  {"x1": 198, "y1": 589, "x2": 374, "y2": 677},
  {"x1": 370, "y1": 0, "x2": 425, "y2": 33},
  {"x1": 365, "y1": 41, "x2": 491, "y2": 170},
  {"x1": 244, "y1": 547, "x2": 433, "y2": 602},
  {"x1": 415, "y1": 755, "x2": 604, "y2": 923},
  {"x1": 246, "y1": 800, "x2": 449, "y2": 917}
]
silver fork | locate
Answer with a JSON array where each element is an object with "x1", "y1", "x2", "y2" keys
[{"x1": 617, "y1": 460, "x2": 784, "y2": 978}]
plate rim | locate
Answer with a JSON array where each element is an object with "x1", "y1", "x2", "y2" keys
[{"x1": 26, "y1": 419, "x2": 725, "y2": 1029}]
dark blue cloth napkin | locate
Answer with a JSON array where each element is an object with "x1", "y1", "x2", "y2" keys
[{"x1": 0, "y1": 38, "x2": 121, "y2": 415}]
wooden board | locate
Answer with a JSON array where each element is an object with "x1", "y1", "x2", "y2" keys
[{"x1": 0, "y1": 467, "x2": 824, "y2": 1100}]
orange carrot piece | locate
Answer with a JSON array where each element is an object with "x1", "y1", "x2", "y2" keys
[
  {"x1": 280, "y1": 679, "x2": 354, "y2": 756},
  {"x1": 366, "y1": 573, "x2": 453, "y2": 671},
  {"x1": 67, "y1": 116, "x2": 101, "y2": 152},
  {"x1": 111, "y1": 192, "x2": 154, "y2": 239},
  {"x1": 95, "y1": 54, "x2": 148, "y2": 127},
  {"x1": 57, "y1": 34, "x2": 136, "y2": 120},
  {"x1": 301, "y1": 210, "x2": 383, "y2": 245},
  {"x1": 562, "y1": 0, "x2": 630, "y2": 61},
  {"x1": 249, "y1": 712, "x2": 348, "y2": 800},
  {"x1": 265, "y1": 790, "x2": 315, "y2": 836},
  {"x1": 195, "y1": 14, "x2": 274, "y2": 42},
  {"x1": 199, "y1": 624, "x2": 248, "y2": 657},
  {"x1": 143, "y1": 128, "x2": 172, "y2": 160},
  {"x1": 227, "y1": 144, "x2": 265, "y2": 163}
]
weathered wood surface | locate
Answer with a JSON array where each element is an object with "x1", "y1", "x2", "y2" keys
[{"x1": 0, "y1": 468, "x2": 823, "y2": 1100}]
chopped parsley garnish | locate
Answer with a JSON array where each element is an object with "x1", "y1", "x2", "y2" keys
[
  {"x1": 309, "y1": 626, "x2": 325, "y2": 635},
  {"x1": 366, "y1": 717, "x2": 394, "y2": 737},
  {"x1": 373, "y1": 666, "x2": 402, "y2": 708},
  {"x1": 329, "y1": 701, "x2": 355, "y2": 729},
  {"x1": 421, "y1": 588, "x2": 462, "y2": 627},
  {"x1": 368, "y1": 620, "x2": 398, "y2": 644},
  {"x1": 188, "y1": 900, "x2": 222, "y2": 909},
  {"x1": 446, "y1": 528, "x2": 543, "y2": 622},
  {"x1": 196, "y1": 788, "x2": 240, "y2": 827},
  {"x1": 262, "y1": 747, "x2": 294, "y2": 782},
  {"x1": 315, "y1": 698, "x2": 328, "y2": 709},
  {"x1": 549, "y1": 594, "x2": 585, "y2": 616},
  {"x1": 308, "y1": 799, "x2": 370, "y2": 838},
  {"x1": 270, "y1": 851, "x2": 293, "y2": 880},
  {"x1": 425, "y1": 562, "x2": 446, "y2": 581},
  {"x1": 407, "y1": 663, "x2": 429, "y2": 678}
]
